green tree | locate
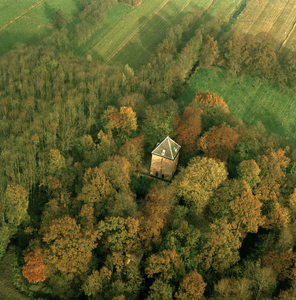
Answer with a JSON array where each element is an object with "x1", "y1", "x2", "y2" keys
[
  {"x1": 53, "y1": 9, "x2": 69, "y2": 31},
  {"x1": 173, "y1": 156, "x2": 227, "y2": 216}
]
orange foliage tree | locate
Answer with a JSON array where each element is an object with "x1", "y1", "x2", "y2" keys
[
  {"x1": 175, "y1": 270, "x2": 206, "y2": 300},
  {"x1": 199, "y1": 125, "x2": 239, "y2": 162},
  {"x1": 22, "y1": 248, "x2": 47, "y2": 284},
  {"x1": 139, "y1": 183, "x2": 176, "y2": 250},
  {"x1": 109, "y1": 106, "x2": 137, "y2": 140},
  {"x1": 174, "y1": 107, "x2": 203, "y2": 156},
  {"x1": 192, "y1": 91, "x2": 229, "y2": 114}
]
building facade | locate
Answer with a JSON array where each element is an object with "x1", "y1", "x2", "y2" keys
[{"x1": 150, "y1": 136, "x2": 181, "y2": 180}]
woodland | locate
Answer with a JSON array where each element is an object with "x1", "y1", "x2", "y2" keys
[{"x1": 2, "y1": 0, "x2": 296, "y2": 299}]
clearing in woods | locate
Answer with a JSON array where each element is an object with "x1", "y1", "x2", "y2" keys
[
  {"x1": 230, "y1": 0, "x2": 296, "y2": 50},
  {"x1": 178, "y1": 68, "x2": 296, "y2": 144}
]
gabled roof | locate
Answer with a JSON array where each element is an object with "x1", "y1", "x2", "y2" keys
[{"x1": 151, "y1": 136, "x2": 181, "y2": 160}]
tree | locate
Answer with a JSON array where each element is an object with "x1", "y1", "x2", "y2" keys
[
  {"x1": 22, "y1": 248, "x2": 47, "y2": 284},
  {"x1": 199, "y1": 34, "x2": 219, "y2": 68},
  {"x1": 99, "y1": 155, "x2": 132, "y2": 194},
  {"x1": 5, "y1": 183, "x2": 29, "y2": 233},
  {"x1": 210, "y1": 179, "x2": 265, "y2": 234},
  {"x1": 223, "y1": 33, "x2": 247, "y2": 73},
  {"x1": 42, "y1": 215, "x2": 98, "y2": 298},
  {"x1": 141, "y1": 99, "x2": 178, "y2": 150},
  {"x1": 237, "y1": 159, "x2": 261, "y2": 189},
  {"x1": 175, "y1": 270, "x2": 206, "y2": 300},
  {"x1": 77, "y1": 167, "x2": 116, "y2": 217},
  {"x1": 174, "y1": 107, "x2": 203, "y2": 156},
  {"x1": 146, "y1": 279, "x2": 173, "y2": 300},
  {"x1": 199, "y1": 125, "x2": 239, "y2": 162},
  {"x1": 145, "y1": 249, "x2": 186, "y2": 282},
  {"x1": 53, "y1": 9, "x2": 69, "y2": 30},
  {"x1": 197, "y1": 219, "x2": 241, "y2": 274},
  {"x1": 109, "y1": 106, "x2": 137, "y2": 141},
  {"x1": 140, "y1": 183, "x2": 176, "y2": 250},
  {"x1": 173, "y1": 156, "x2": 227, "y2": 216},
  {"x1": 191, "y1": 91, "x2": 229, "y2": 114},
  {"x1": 119, "y1": 135, "x2": 145, "y2": 170}
]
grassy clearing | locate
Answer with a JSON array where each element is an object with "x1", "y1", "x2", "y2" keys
[
  {"x1": 0, "y1": 0, "x2": 37, "y2": 28},
  {"x1": 0, "y1": 0, "x2": 79, "y2": 56},
  {"x1": 231, "y1": 0, "x2": 296, "y2": 50},
  {"x1": 177, "y1": 68, "x2": 296, "y2": 143}
]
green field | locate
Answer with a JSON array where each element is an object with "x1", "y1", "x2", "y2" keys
[
  {"x1": 0, "y1": 0, "x2": 79, "y2": 56},
  {"x1": 178, "y1": 68, "x2": 296, "y2": 143}
]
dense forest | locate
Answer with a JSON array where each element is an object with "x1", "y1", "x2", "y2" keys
[{"x1": 2, "y1": 1, "x2": 296, "y2": 299}]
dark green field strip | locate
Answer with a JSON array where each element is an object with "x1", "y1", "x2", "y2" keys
[{"x1": 177, "y1": 68, "x2": 296, "y2": 141}]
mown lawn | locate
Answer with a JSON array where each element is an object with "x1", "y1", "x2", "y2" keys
[{"x1": 177, "y1": 68, "x2": 296, "y2": 143}]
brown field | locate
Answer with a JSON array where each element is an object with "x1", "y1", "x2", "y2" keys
[{"x1": 231, "y1": 0, "x2": 296, "y2": 50}]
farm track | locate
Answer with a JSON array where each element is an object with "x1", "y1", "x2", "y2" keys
[{"x1": 0, "y1": 0, "x2": 47, "y2": 32}]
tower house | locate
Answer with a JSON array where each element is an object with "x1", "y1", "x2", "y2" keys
[{"x1": 150, "y1": 136, "x2": 181, "y2": 180}]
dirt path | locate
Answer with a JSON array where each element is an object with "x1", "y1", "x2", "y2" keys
[
  {"x1": 0, "y1": 0, "x2": 47, "y2": 33},
  {"x1": 0, "y1": 250, "x2": 30, "y2": 300}
]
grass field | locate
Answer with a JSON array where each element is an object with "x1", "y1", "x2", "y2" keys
[
  {"x1": 0, "y1": 0, "x2": 79, "y2": 56},
  {"x1": 177, "y1": 68, "x2": 296, "y2": 143},
  {"x1": 231, "y1": 0, "x2": 296, "y2": 50}
]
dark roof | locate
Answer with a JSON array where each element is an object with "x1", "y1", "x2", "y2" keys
[{"x1": 151, "y1": 136, "x2": 181, "y2": 160}]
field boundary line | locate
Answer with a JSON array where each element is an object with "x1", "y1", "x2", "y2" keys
[
  {"x1": 104, "y1": 0, "x2": 171, "y2": 63},
  {"x1": 0, "y1": 0, "x2": 46, "y2": 32},
  {"x1": 280, "y1": 21, "x2": 296, "y2": 49},
  {"x1": 129, "y1": 0, "x2": 193, "y2": 68}
]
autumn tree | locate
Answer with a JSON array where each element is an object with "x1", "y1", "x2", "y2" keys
[
  {"x1": 237, "y1": 159, "x2": 261, "y2": 189},
  {"x1": 145, "y1": 249, "x2": 186, "y2": 282},
  {"x1": 209, "y1": 179, "x2": 264, "y2": 235},
  {"x1": 99, "y1": 155, "x2": 132, "y2": 194},
  {"x1": 141, "y1": 99, "x2": 178, "y2": 150},
  {"x1": 109, "y1": 106, "x2": 138, "y2": 141},
  {"x1": 41, "y1": 215, "x2": 98, "y2": 298},
  {"x1": 199, "y1": 125, "x2": 239, "y2": 162},
  {"x1": 192, "y1": 91, "x2": 229, "y2": 114},
  {"x1": 53, "y1": 9, "x2": 69, "y2": 31},
  {"x1": 173, "y1": 156, "x2": 227, "y2": 216},
  {"x1": 117, "y1": 93, "x2": 147, "y2": 125},
  {"x1": 199, "y1": 34, "x2": 219, "y2": 68},
  {"x1": 119, "y1": 135, "x2": 145, "y2": 170},
  {"x1": 223, "y1": 33, "x2": 247, "y2": 73},
  {"x1": 139, "y1": 183, "x2": 176, "y2": 250},
  {"x1": 77, "y1": 167, "x2": 116, "y2": 217},
  {"x1": 174, "y1": 107, "x2": 203, "y2": 156},
  {"x1": 5, "y1": 183, "x2": 29, "y2": 234},
  {"x1": 197, "y1": 219, "x2": 241, "y2": 274},
  {"x1": 22, "y1": 248, "x2": 47, "y2": 284},
  {"x1": 146, "y1": 279, "x2": 173, "y2": 300},
  {"x1": 175, "y1": 270, "x2": 206, "y2": 300}
]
